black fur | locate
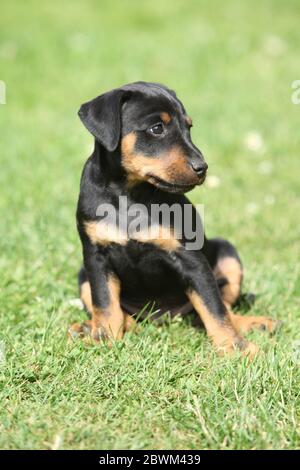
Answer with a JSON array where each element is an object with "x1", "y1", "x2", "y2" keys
[{"x1": 76, "y1": 82, "x2": 242, "y2": 321}]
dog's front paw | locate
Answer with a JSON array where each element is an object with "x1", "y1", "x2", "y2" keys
[
  {"x1": 68, "y1": 321, "x2": 92, "y2": 340},
  {"x1": 238, "y1": 340, "x2": 260, "y2": 359},
  {"x1": 255, "y1": 317, "x2": 282, "y2": 334},
  {"x1": 215, "y1": 337, "x2": 259, "y2": 360},
  {"x1": 68, "y1": 321, "x2": 112, "y2": 346},
  {"x1": 229, "y1": 313, "x2": 282, "y2": 335}
]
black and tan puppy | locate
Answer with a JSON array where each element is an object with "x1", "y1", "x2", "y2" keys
[{"x1": 70, "y1": 81, "x2": 278, "y2": 357}]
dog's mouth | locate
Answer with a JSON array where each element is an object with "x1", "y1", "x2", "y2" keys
[{"x1": 147, "y1": 174, "x2": 205, "y2": 193}]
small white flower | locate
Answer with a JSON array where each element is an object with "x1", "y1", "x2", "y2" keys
[
  {"x1": 68, "y1": 33, "x2": 91, "y2": 52},
  {"x1": 246, "y1": 202, "x2": 259, "y2": 215},
  {"x1": 205, "y1": 175, "x2": 220, "y2": 188},
  {"x1": 244, "y1": 131, "x2": 265, "y2": 153},
  {"x1": 264, "y1": 195, "x2": 275, "y2": 205},
  {"x1": 264, "y1": 35, "x2": 286, "y2": 57},
  {"x1": 65, "y1": 243, "x2": 75, "y2": 254},
  {"x1": 258, "y1": 161, "x2": 273, "y2": 175},
  {"x1": 51, "y1": 434, "x2": 63, "y2": 450},
  {"x1": 0, "y1": 41, "x2": 18, "y2": 59},
  {"x1": 68, "y1": 298, "x2": 84, "y2": 310}
]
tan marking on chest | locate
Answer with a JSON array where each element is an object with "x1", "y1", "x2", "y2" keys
[
  {"x1": 134, "y1": 225, "x2": 180, "y2": 251},
  {"x1": 84, "y1": 220, "x2": 180, "y2": 251},
  {"x1": 84, "y1": 220, "x2": 128, "y2": 246}
]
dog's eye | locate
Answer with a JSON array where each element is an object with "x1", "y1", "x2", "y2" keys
[{"x1": 149, "y1": 123, "x2": 164, "y2": 135}]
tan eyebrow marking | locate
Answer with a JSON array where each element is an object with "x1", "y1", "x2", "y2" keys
[
  {"x1": 185, "y1": 116, "x2": 193, "y2": 127},
  {"x1": 160, "y1": 112, "x2": 171, "y2": 124}
]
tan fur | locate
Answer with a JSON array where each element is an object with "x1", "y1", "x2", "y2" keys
[
  {"x1": 228, "y1": 312, "x2": 279, "y2": 334},
  {"x1": 70, "y1": 278, "x2": 138, "y2": 340},
  {"x1": 121, "y1": 132, "x2": 198, "y2": 187},
  {"x1": 80, "y1": 281, "x2": 93, "y2": 312},
  {"x1": 214, "y1": 256, "x2": 242, "y2": 307},
  {"x1": 68, "y1": 320, "x2": 93, "y2": 341},
  {"x1": 84, "y1": 220, "x2": 128, "y2": 246},
  {"x1": 91, "y1": 275, "x2": 124, "y2": 341},
  {"x1": 136, "y1": 225, "x2": 180, "y2": 251},
  {"x1": 70, "y1": 275, "x2": 124, "y2": 342},
  {"x1": 68, "y1": 322, "x2": 85, "y2": 337},
  {"x1": 213, "y1": 256, "x2": 278, "y2": 335},
  {"x1": 186, "y1": 290, "x2": 258, "y2": 357},
  {"x1": 160, "y1": 112, "x2": 171, "y2": 124},
  {"x1": 185, "y1": 116, "x2": 193, "y2": 127},
  {"x1": 84, "y1": 220, "x2": 180, "y2": 252},
  {"x1": 123, "y1": 312, "x2": 138, "y2": 332},
  {"x1": 69, "y1": 313, "x2": 138, "y2": 340}
]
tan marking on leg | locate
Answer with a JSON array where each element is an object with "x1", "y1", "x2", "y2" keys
[
  {"x1": 81, "y1": 279, "x2": 139, "y2": 337},
  {"x1": 123, "y1": 312, "x2": 139, "y2": 333},
  {"x1": 91, "y1": 275, "x2": 125, "y2": 341},
  {"x1": 80, "y1": 281, "x2": 93, "y2": 313},
  {"x1": 214, "y1": 256, "x2": 242, "y2": 307},
  {"x1": 69, "y1": 315, "x2": 137, "y2": 342},
  {"x1": 187, "y1": 290, "x2": 259, "y2": 358}
]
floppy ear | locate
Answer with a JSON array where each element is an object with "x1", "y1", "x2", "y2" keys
[{"x1": 78, "y1": 88, "x2": 130, "y2": 152}]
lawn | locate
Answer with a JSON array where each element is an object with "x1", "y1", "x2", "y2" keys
[{"x1": 0, "y1": 0, "x2": 299, "y2": 450}]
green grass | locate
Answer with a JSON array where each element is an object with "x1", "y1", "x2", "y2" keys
[{"x1": 0, "y1": 0, "x2": 299, "y2": 450}]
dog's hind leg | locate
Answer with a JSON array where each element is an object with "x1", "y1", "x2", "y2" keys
[
  {"x1": 203, "y1": 238, "x2": 243, "y2": 308},
  {"x1": 203, "y1": 238, "x2": 280, "y2": 334}
]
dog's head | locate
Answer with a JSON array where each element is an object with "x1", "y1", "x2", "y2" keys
[{"x1": 79, "y1": 82, "x2": 208, "y2": 193}]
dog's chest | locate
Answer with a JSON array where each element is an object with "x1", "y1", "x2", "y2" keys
[
  {"x1": 84, "y1": 198, "x2": 180, "y2": 252},
  {"x1": 108, "y1": 241, "x2": 180, "y2": 297}
]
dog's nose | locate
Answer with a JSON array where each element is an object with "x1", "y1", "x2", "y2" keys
[{"x1": 190, "y1": 161, "x2": 208, "y2": 177}]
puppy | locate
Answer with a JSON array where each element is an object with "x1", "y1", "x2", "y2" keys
[{"x1": 69, "y1": 82, "x2": 278, "y2": 356}]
